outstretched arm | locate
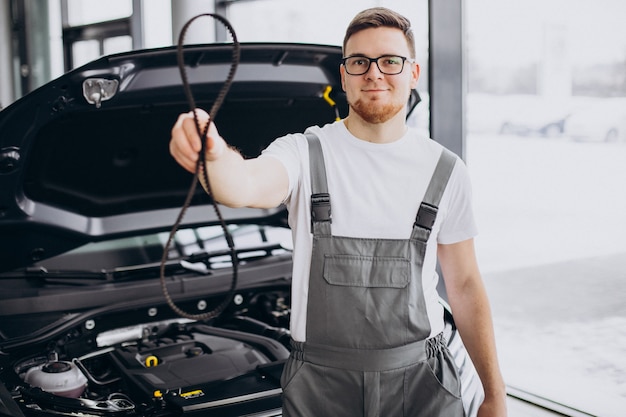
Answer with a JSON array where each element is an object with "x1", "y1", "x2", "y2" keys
[
  {"x1": 169, "y1": 109, "x2": 289, "y2": 209},
  {"x1": 438, "y1": 238, "x2": 508, "y2": 417}
]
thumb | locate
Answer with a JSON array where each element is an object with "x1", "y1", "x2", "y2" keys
[
  {"x1": 203, "y1": 119, "x2": 227, "y2": 161},
  {"x1": 188, "y1": 109, "x2": 224, "y2": 158}
]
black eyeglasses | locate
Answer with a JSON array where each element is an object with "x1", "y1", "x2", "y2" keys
[{"x1": 341, "y1": 55, "x2": 415, "y2": 75}]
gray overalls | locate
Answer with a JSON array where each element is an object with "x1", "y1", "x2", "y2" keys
[{"x1": 281, "y1": 133, "x2": 465, "y2": 417}]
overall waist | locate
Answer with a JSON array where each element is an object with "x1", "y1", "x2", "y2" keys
[{"x1": 290, "y1": 333, "x2": 445, "y2": 372}]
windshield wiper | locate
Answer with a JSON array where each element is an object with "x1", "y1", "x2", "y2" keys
[
  {"x1": 0, "y1": 260, "x2": 205, "y2": 285},
  {"x1": 112, "y1": 242, "x2": 287, "y2": 279},
  {"x1": 0, "y1": 266, "x2": 108, "y2": 280},
  {"x1": 0, "y1": 243, "x2": 288, "y2": 283}
]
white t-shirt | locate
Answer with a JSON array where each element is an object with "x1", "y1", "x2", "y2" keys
[{"x1": 260, "y1": 121, "x2": 478, "y2": 341}]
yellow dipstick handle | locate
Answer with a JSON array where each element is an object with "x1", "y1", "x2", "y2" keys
[
  {"x1": 145, "y1": 355, "x2": 159, "y2": 367},
  {"x1": 322, "y1": 85, "x2": 341, "y2": 121},
  {"x1": 323, "y1": 85, "x2": 336, "y2": 107}
]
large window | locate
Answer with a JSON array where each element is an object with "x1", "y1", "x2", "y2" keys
[
  {"x1": 61, "y1": 0, "x2": 138, "y2": 69},
  {"x1": 466, "y1": 0, "x2": 626, "y2": 415}
]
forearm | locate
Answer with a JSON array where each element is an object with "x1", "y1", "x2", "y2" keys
[
  {"x1": 447, "y1": 278, "x2": 506, "y2": 402},
  {"x1": 199, "y1": 144, "x2": 254, "y2": 208},
  {"x1": 170, "y1": 109, "x2": 288, "y2": 209},
  {"x1": 200, "y1": 141, "x2": 288, "y2": 209},
  {"x1": 438, "y1": 240, "x2": 507, "y2": 415}
]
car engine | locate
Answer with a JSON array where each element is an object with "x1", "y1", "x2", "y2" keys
[{"x1": 2, "y1": 292, "x2": 291, "y2": 417}]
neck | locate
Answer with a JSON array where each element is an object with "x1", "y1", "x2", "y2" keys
[{"x1": 343, "y1": 111, "x2": 408, "y2": 144}]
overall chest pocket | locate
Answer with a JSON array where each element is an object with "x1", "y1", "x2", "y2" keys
[
  {"x1": 324, "y1": 255, "x2": 410, "y2": 288},
  {"x1": 321, "y1": 254, "x2": 411, "y2": 348}
]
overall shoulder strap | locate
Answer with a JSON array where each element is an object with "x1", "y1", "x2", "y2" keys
[
  {"x1": 305, "y1": 132, "x2": 332, "y2": 235},
  {"x1": 412, "y1": 148, "x2": 457, "y2": 241}
]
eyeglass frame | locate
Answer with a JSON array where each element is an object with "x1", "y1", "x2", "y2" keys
[{"x1": 341, "y1": 55, "x2": 416, "y2": 75}]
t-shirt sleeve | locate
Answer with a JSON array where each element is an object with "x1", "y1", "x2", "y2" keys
[
  {"x1": 259, "y1": 133, "x2": 304, "y2": 204},
  {"x1": 437, "y1": 158, "x2": 479, "y2": 244}
]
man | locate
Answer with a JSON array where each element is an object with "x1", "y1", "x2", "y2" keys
[{"x1": 170, "y1": 7, "x2": 507, "y2": 417}]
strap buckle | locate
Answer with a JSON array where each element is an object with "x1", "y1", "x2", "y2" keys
[
  {"x1": 311, "y1": 193, "x2": 332, "y2": 228},
  {"x1": 414, "y1": 202, "x2": 438, "y2": 231}
]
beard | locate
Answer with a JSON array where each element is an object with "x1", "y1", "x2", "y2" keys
[{"x1": 348, "y1": 97, "x2": 405, "y2": 124}]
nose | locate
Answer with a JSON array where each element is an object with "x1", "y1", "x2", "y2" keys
[{"x1": 364, "y1": 59, "x2": 384, "y2": 79}]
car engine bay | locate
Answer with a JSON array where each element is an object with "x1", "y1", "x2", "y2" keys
[{"x1": 1, "y1": 276, "x2": 292, "y2": 417}]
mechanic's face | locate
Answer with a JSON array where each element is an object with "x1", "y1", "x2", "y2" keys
[{"x1": 341, "y1": 27, "x2": 420, "y2": 124}]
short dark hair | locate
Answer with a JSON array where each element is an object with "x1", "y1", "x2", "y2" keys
[{"x1": 343, "y1": 7, "x2": 416, "y2": 58}]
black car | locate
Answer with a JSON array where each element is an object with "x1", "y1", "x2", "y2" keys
[{"x1": 0, "y1": 42, "x2": 479, "y2": 417}]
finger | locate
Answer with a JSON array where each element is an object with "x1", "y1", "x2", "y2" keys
[
  {"x1": 177, "y1": 110, "x2": 210, "y2": 155},
  {"x1": 171, "y1": 112, "x2": 202, "y2": 172},
  {"x1": 186, "y1": 111, "x2": 225, "y2": 158},
  {"x1": 169, "y1": 138, "x2": 197, "y2": 173},
  {"x1": 180, "y1": 112, "x2": 204, "y2": 153}
]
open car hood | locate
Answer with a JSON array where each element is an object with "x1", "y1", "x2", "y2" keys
[
  {"x1": 0, "y1": 43, "x2": 419, "y2": 272},
  {"x1": 0, "y1": 43, "x2": 356, "y2": 272}
]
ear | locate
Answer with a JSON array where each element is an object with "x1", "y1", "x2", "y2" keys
[
  {"x1": 410, "y1": 62, "x2": 420, "y2": 89},
  {"x1": 340, "y1": 65, "x2": 347, "y2": 92}
]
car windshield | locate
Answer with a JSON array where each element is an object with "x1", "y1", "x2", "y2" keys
[{"x1": 31, "y1": 225, "x2": 293, "y2": 274}]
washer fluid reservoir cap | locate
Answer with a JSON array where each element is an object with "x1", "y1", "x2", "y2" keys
[{"x1": 42, "y1": 361, "x2": 72, "y2": 373}]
